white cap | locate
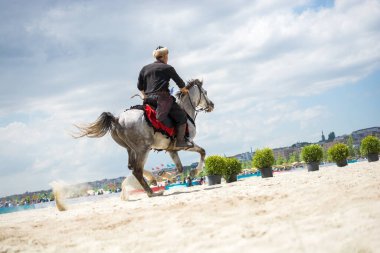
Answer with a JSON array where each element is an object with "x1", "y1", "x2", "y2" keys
[{"x1": 153, "y1": 46, "x2": 169, "y2": 58}]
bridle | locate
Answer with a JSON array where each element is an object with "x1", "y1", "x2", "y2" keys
[{"x1": 183, "y1": 84, "x2": 211, "y2": 121}]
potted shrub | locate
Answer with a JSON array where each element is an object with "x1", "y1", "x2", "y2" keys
[
  {"x1": 360, "y1": 136, "x2": 380, "y2": 162},
  {"x1": 252, "y1": 148, "x2": 275, "y2": 178},
  {"x1": 223, "y1": 158, "x2": 242, "y2": 183},
  {"x1": 204, "y1": 155, "x2": 225, "y2": 185},
  {"x1": 301, "y1": 144, "x2": 323, "y2": 171},
  {"x1": 328, "y1": 143, "x2": 349, "y2": 167}
]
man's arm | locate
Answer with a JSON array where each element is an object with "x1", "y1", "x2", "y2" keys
[
  {"x1": 167, "y1": 66, "x2": 189, "y2": 94},
  {"x1": 137, "y1": 69, "x2": 145, "y2": 92},
  {"x1": 167, "y1": 66, "x2": 185, "y2": 89}
]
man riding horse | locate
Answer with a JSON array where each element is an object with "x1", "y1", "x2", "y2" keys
[
  {"x1": 73, "y1": 46, "x2": 214, "y2": 197},
  {"x1": 137, "y1": 46, "x2": 193, "y2": 149}
]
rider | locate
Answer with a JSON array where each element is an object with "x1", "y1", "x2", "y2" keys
[{"x1": 137, "y1": 46, "x2": 193, "y2": 148}]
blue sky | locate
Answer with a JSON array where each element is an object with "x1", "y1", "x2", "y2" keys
[{"x1": 1, "y1": 0, "x2": 379, "y2": 197}]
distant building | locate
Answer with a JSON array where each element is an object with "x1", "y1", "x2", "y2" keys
[
  {"x1": 321, "y1": 131, "x2": 326, "y2": 142},
  {"x1": 229, "y1": 151, "x2": 254, "y2": 162},
  {"x1": 272, "y1": 146, "x2": 300, "y2": 161},
  {"x1": 351, "y1": 127, "x2": 380, "y2": 146},
  {"x1": 151, "y1": 162, "x2": 199, "y2": 177},
  {"x1": 229, "y1": 126, "x2": 380, "y2": 162},
  {"x1": 320, "y1": 140, "x2": 339, "y2": 151},
  {"x1": 334, "y1": 134, "x2": 349, "y2": 143}
]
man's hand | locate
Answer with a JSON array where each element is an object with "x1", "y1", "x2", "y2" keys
[{"x1": 180, "y1": 87, "x2": 189, "y2": 94}]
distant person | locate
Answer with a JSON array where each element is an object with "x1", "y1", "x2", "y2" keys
[{"x1": 187, "y1": 176, "x2": 193, "y2": 187}]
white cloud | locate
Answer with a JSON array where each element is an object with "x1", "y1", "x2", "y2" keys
[{"x1": 1, "y1": 0, "x2": 379, "y2": 196}]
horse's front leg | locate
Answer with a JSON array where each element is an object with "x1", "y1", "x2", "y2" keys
[
  {"x1": 142, "y1": 169, "x2": 158, "y2": 186},
  {"x1": 168, "y1": 151, "x2": 184, "y2": 174},
  {"x1": 185, "y1": 143, "x2": 206, "y2": 177}
]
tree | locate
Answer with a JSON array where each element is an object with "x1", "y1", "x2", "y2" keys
[
  {"x1": 31, "y1": 194, "x2": 39, "y2": 203},
  {"x1": 346, "y1": 135, "x2": 355, "y2": 158},
  {"x1": 323, "y1": 148, "x2": 329, "y2": 162},
  {"x1": 354, "y1": 145, "x2": 361, "y2": 158},
  {"x1": 321, "y1": 131, "x2": 326, "y2": 142},
  {"x1": 241, "y1": 161, "x2": 251, "y2": 169},
  {"x1": 276, "y1": 155, "x2": 285, "y2": 165},
  {"x1": 24, "y1": 196, "x2": 31, "y2": 205},
  {"x1": 328, "y1": 132, "x2": 335, "y2": 142},
  {"x1": 48, "y1": 192, "x2": 55, "y2": 201},
  {"x1": 288, "y1": 152, "x2": 300, "y2": 163}
]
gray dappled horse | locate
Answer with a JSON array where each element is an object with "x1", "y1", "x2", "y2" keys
[{"x1": 74, "y1": 79, "x2": 214, "y2": 197}]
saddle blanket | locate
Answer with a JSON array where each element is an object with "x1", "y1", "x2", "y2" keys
[
  {"x1": 129, "y1": 104, "x2": 190, "y2": 139},
  {"x1": 144, "y1": 104, "x2": 176, "y2": 137}
]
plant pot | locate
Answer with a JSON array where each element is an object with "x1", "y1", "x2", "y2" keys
[
  {"x1": 206, "y1": 175, "x2": 222, "y2": 186},
  {"x1": 306, "y1": 162, "x2": 319, "y2": 172},
  {"x1": 226, "y1": 174, "x2": 238, "y2": 183},
  {"x1": 336, "y1": 159, "x2": 348, "y2": 167},
  {"x1": 367, "y1": 153, "x2": 379, "y2": 162},
  {"x1": 260, "y1": 168, "x2": 273, "y2": 178}
]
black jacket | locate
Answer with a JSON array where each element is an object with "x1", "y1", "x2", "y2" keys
[{"x1": 137, "y1": 60, "x2": 185, "y2": 94}]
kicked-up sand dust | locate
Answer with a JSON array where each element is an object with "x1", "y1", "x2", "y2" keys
[
  {"x1": 49, "y1": 181, "x2": 68, "y2": 212},
  {"x1": 1, "y1": 161, "x2": 380, "y2": 253}
]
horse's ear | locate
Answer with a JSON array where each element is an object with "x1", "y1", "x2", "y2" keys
[{"x1": 196, "y1": 78, "x2": 203, "y2": 87}]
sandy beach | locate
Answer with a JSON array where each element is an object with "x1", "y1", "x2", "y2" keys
[{"x1": 1, "y1": 161, "x2": 380, "y2": 253}]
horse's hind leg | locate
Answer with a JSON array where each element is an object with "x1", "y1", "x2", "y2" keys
[
  {"x1": 111, "y1": 130, "x2": 135, "y2": 170},
  {"x1": 185, "y1": 144, "x2": 206, "y2": 177},
  {"x1": 131, "y1": 148, "x2": 163, "y2": 197},
  {"x1": 168, "y1": 151, "x2": 183, "y2": 173},
  {"x1": 132, "y1": 167, "x2": 154, "y2": 196}
]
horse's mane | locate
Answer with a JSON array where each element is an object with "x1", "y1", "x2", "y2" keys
[{"x1": 175, "y1": 79, "x2": 203, "y2": 99}]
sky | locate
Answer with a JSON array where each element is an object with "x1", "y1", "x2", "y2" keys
[{"x1": 1, "y1": 0, "x2": 379, "y2": 197}]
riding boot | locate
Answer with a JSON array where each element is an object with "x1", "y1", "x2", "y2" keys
[{"x1": 175, "y1": 124, "x2": 193, "y2": 148}]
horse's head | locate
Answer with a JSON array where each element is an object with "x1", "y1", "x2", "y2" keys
[{"x1": 177, "y1": 79, "x2": 214, "y2": 113}]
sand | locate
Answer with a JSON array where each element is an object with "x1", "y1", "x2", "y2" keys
[{"x1": 1, "y1": 161, "x2": 380, "y2": 253}]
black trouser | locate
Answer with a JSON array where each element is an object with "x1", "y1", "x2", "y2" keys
[{"x1": 145, "y1": 92, "x2": 187, "y2": 126}]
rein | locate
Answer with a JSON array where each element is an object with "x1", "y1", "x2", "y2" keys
[
  {"x1": 188, "y1": 85, "x2": 202, "y2": 121},
  {"x1": 181, "y1": 84, "x2": 209, "y2": 122}
]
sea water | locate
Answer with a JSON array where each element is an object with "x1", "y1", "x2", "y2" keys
[
  {"x1": 0, "y1": 204, "x2": 37, "y2": 214},
  {"x1": 0, "y1": 192, "x2": 119, "y2": 215}
]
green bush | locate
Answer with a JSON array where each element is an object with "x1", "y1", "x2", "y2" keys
[
  {"x1": 223, "y1": 158, "x2": 242, "y2": 180},
  {"x1": 301, "y1": 144, "x2": 323, "y2": 163},
  {"x1": 360, "y1": 135, "x2": 380, "y2": 156},
  {"x1": 252, "y1": 148, "x2": 275, "y2": 169},
  {"x1": 328, "y1": 143, "x2": 349, "y2": 163},
  {"x1": 204, "y1": 155, "x2": 225, "y2": 176},
  {"x1": 276, "y1": 155, "x2": 285, "y2": 165}
]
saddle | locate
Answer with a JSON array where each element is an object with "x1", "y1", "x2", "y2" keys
[{"x1": 129, "y1": 104, "x2": 189, "y2": 139}]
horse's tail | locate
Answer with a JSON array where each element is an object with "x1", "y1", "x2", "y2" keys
[{"x1": 72, "y1": 112, "x2": 118, "y2": 138}]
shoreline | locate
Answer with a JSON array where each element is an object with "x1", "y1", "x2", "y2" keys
[
  {"x1": 0, "y1": 160, "x2": 366, "y2": 215},
  {"x1": 1, "y1": 161, "x2": 380, "y2": 252}
]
